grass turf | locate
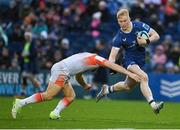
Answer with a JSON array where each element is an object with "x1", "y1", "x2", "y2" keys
[{"x1": 0, "y1": 96, "x2": 180, "y2": 129}]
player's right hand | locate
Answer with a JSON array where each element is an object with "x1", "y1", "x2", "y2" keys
[{"x1": 128, "y1": 72, "x2": 140, "y2": 82}]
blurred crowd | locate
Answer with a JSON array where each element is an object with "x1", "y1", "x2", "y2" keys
[{"x1": 0, "y1": 0, "x2": 179, "y2": 74}]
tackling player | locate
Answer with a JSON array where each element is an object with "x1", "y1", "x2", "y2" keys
[{"x1": 12, "y1": 52, "x2": 140, "y2": 119}]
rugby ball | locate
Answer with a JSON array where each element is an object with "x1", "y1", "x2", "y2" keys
[{"x1": 137, "y1": 31, "x2": 149, "y2": 40}]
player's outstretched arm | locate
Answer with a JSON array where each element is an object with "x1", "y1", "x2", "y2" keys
[
  {"x1": 103, "y1": 61, "x2": 140, "y2": 82},
  {"x1": 75, "y1": 73, "x2": 92, "y2": 91}
]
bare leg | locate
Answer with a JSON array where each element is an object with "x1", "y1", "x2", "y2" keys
[
  {"x1": 97, "y1": 64, "x2": 164, "y2": 114},
  {"x1": 96, "y1": 76, "x2": 137, "y2": 102},
  {"x1": 19, "y1": 81, "x2": 62, "y2": 107},
  {"x1": 62, "y1": 82, "x2": 76, "y2": 102},
  {"x1": 11, "y1": 81, "x2": 62, "y2": 119},
  {"x1": 51, "y1": 82, "x2": 76, "y2": 117},
  {"x1": 128, "y1": 65, "x2": 153, "y2": 103},
  {"x1": 127, "y1": 65, "x2": 164, "y2": 114},
  {"x1": 112, "y1": 76, "x2": 137, "y2": 92},
  {"x1": 98, "y1": 64, "x2": 153, "y2": 102}
]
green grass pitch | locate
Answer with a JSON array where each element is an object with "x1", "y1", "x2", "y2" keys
[{"x1": 0, "y1": 96, "x2": 180, "y2": 129}]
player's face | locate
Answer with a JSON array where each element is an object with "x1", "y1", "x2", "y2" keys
[{"x1": 117, "y1": 15, "x2": 130, "y2": 31}]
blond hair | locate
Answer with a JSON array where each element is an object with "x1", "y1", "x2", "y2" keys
[{"x1": 116, "y1": 8, "x2": 130, "y2": 19}]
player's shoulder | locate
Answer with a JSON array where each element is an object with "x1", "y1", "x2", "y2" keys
[
  {"x1": 112, "y1": 30, "x2": 122, "y2": 43},
  {"x1": 132, "y1": 21, "x2": 150, "y2": 31},
  {"x1": 133, "y1": 21, "x2": 146, "y2": 27},
  {"x1": 115, "y1": 29, "x2": 123, "y2": 35},
  {"x1": 114, "y1": 29, "x2": 124, "y2": 38}
]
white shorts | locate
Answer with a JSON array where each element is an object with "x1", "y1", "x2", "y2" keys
[{"x1": 49, "y1": 62, "x2": 70, "y2": 87}]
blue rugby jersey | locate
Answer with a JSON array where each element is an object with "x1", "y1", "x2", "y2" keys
[{"x1": 112, "y1": 21, "x2": 150, "y2": 68}]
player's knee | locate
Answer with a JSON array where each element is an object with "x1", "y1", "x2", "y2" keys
[
  {"x1": 140, "y1": 73, "x2": 148, "y2": 82},
  {"x1": 41, "y1": 92, "x2": 54, "y2": 101},
  {"x1": 123, "y1": 83, "x2": 132, "y2": 91},
  {"x1": 71, "y1": 92, "x2": 76, "y2": 102},
  {"x1": 67, "y1": 97, "x2": 75, "y2": 103},
  {"x1": 66, "y1": 92, "x2": 76, "y2": 102}
]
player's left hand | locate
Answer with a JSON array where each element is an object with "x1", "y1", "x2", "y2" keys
[
  {"x1": 128, "y1": 72, "x2": 141, "y2": 82},
  {"x1": 137, "y1": 36, "x2": 147, "y2": 46}
]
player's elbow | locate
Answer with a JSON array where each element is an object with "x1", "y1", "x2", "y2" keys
[
  {"x1": 152, "y1": 31, "x2": 160, "y2": 41},
  {"x1": 150, "y1": 29, "x2": 160, "y2": 42},
  {"x1": 155, "y1": 33, "x2": 160, "y2": 41}
]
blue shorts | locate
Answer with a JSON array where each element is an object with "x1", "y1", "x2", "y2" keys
[{"x1": 122, "y1": 56, "x2": 145, "y2": 69}]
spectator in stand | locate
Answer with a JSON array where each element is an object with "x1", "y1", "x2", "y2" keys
[
  {"x1": 32, "y1": 18, "x2": 48, "y2": 39},
  {"x1": 0, "y1": 26, "x2": 8, "y2": 46},
  {"x1": 91, "y1": 12, "x2": 102, "y2": 39},
  {"x1": 98, "y1": 1, "x2": 110, "y2": 22},
  {"x1": 165, "y1": 61, "x2": 176, "y2": 74},
  {"x1": 20, "y1": 31, "x2": 43, "y2": 96},
  {"x1": 152, "y1": 45, "x2": 167, "y2": 68},
  {"x1": 154, "y1": 64, "x2": 165, "y2": 73},
  {"x1": 59, "y1": 38, "x2": 72, "y2": 59},
  {"x1": 9, "y1": 56, "x2": 20, "y2": 71},
  {"x1": 170, "y1": 42, "x2": 180, "y2": 72},
  {"x1": 0, "y1": 47, "x2": 11, "y2": 69}
]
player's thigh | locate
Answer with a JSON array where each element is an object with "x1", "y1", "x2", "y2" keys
[
  {"x1": 62, "y1": 82, "x2": 76, "y2": 99},
  {"x1": 128, "y1": 64, "x2": 148, "y2": 80}
]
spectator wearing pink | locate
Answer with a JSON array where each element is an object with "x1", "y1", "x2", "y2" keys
[
  {"x1": 152, "y1": 45, "x2": 167, "y2": 65},
  {"x1": 91, "y1": 12, "x2": 102, "y2": 38}
]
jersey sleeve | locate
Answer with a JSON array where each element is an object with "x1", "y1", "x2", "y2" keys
[
  {"x1": 94, "y1": 55, "x2": 108, "y2": 66},
  {"x1": 112, "y1": 31, "x2": 122, "y2": 48},
  {"x1": 138, "y1": 22, "x2": 151, "y2": 33}
]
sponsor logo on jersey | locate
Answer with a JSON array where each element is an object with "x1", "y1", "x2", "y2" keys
[
  {"x1": 122, "y1": 38, "x2": 126, "y2": 41},
  {"x1": 142, "y1": 23, "x2": 150, "y2": 31}
]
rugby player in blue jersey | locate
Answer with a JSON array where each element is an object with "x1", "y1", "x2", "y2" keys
[{"x1": 96, "y1": 8, "x2": 164, "y2": 114}]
